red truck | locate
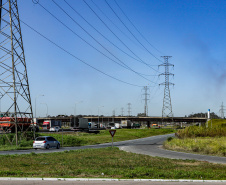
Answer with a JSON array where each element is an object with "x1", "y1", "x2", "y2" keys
[
  {"x1": 0, "y1": 117, "x2": 33, "y2": 133},
  {"x1": 42, "y1": 120, "x2": 61, "y2": 130}
]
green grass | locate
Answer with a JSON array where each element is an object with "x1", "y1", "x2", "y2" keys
[
  {"x1": 0, "y1": 128, "x2": 175, "y2": 150},
  {"x1": 176, "y1": 119, "x2": 226, "y2": 138},
  {"x1": 43, "y1": 128, "x2": 175, "y2": 146},
  {"x1": 0, "y1": 147, "x2": 225, "y2": 179},
  {"x1": 165, "y1": 119, "x2": 226, "y2": 156},
  {"x1": 164, "y1": 137, "x2": 226, "y2": 157}
]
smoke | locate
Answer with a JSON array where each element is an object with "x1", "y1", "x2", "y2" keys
[
  {"x1": 218, "y1": 72, "x2": 226, "y2": 85},
  {"x1": 183, "y1": 34, "x2": 226, "y2": 99}
]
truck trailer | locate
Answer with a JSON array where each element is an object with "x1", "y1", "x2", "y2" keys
[
  {"x1": 0, "y1": 117, "x2": 32, "y2": 133},
  {"x1": 121, "y1": 120, "x2": 132, "y2": 128},
  {"x1": 70, "y1": 117, "x2": 89, "y2": 130},
  {"x1": 71, "y1": 117, "x2": 100, "y2": 133}
]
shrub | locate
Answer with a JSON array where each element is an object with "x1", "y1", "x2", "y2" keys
[{"x1": 176, "y1": 119, "x2": 226, "y2": 138}]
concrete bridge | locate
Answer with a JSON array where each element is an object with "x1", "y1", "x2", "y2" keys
[{"x1": 37, "y1": 116, "x2": 207, "y2": 127}]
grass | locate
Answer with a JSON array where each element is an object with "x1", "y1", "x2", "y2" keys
[
  {"x1": 165, "y1": 119, "x2": 226, "y2": 156},
  {"x1": 0, "y1": 128, "x2": 175, "y2": 150},
  {"x1": 43, "y1": 128, "x2": 175, "y2": 146},
  {"x1": 176, "y1": 119, "x2": 226, "y2": 138},
  {"x1": 0, "y1": 147, "x2": 225, "y2": 179},
  {"x1": 164, "y1": 137, "x2": 226, "y2": 157}
]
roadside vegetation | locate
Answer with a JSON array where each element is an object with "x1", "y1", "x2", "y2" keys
[
  {"x1": 164, "y1": 119, "x2": 226, "y2": 157},
  {"x1": 0, "y1": 147, "x2": 225, "y2": 179},
  {"x1": 0, "y1": 128, "x2": 175, "y2": 150}
]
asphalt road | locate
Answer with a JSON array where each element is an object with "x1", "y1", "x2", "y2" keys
[{"x1": 0, "y1": 133, "x2": 225, "y2": 164}]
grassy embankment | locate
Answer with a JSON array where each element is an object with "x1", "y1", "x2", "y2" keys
[
  {"x1": 164, "y1": 119, "x2": 226, "y2": 157},
  {"x1": 0, "y1": 128, "x2": 174, "y2": 150},
  {"x1": 0, "y1": 147, "x2": 225, "y2": 179}
]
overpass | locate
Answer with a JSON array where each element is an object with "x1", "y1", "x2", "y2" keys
[
  {"x1": 83, "y1": 116, "x2": 207, "y2": 124},
  {"x1": 37, "y1": 116, "x2": 207, "y2": 126}
]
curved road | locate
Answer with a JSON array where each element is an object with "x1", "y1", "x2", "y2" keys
[{"x1": 0, "y1": 133, "x2": 225, "y2": 164}]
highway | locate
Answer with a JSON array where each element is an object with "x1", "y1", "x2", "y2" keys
[{"x1": 0, "y1": 133, "x2": 225, "y2": 164}]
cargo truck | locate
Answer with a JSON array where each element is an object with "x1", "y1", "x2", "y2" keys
[
  {"x1": 42, "y1": 120, "x2": 61, "y2": 130},
  {"x1": 0, "y1": 117, "x2": 39, "y2": 132},
  {"x1": 70, "y1": 117, "x2": 89, "y2": 130},
  {"x1": 71, "y1": 117, "x2": 100, "y2": 133},
  {"x1": 121, "y1": 120, "x2": 132, "y2": 128}
]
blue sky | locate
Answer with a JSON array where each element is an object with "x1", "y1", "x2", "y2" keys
[{"x1": 17, "y1": 0, "x2": 225, "y2": 117}]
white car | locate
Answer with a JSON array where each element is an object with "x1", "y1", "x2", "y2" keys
[
  {"x1": 49, "y1": 126, "x2": 61, "y2": 132},
  {"x1": 33, "y1": 136, "x2": 60, "y2": 149}
]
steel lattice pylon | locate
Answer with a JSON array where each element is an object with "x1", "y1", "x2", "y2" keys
[
  {"x1": 142, "y1": 86, "x2": 149, "y2": 116},
  {"x1": 159, "y1": 56, "x2": 174, "y2": 120},
  {"x1": 0, "y1": 0, "x2": 33, "y2": 144},
  {"x1": 219, "y1": 102, "x2": 225, "y2": 119}
]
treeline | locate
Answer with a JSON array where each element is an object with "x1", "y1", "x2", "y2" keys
[{"x1": 186, "y1": 112, "x2": 220, "y2": 119}]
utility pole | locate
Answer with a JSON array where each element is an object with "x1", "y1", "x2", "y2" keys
[
  {"x1": 219, "y1": 102, "x2": 225, "y2": 119},
  {"x1": 142, "y1": 86, "x2": 149, "y2": 116},
  {"x1": 0, "y1": 0, "x2": 33, "y2": 145},
  {"x1": 127, "y1": 103, "x2": 131, "y2": 116},
  {"x1": 159, "y1": 56, "x2": 174, "y2": 121},
  {"x1": 112, "y1": 109, "x2": 115, "y2": 122}
]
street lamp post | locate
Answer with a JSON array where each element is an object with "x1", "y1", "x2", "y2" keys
[
  {"x1": 41, "y1": 103, "x2": 48, "y2": 117},
  {"x1": 98, "y1": 106, "x2": 104, "y2": 128},
  {"x1": 74, "y1": 101, "x2": 83, "y2": 127},
  {"x1": 33, "y1": 94, "x2": 44, "y2": 139},
  {"x1": 35, "y1": 95, "x2": 44, "y2": 118}
]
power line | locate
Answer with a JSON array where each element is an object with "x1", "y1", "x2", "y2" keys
[
  {"x1": 39, "y1": 0, "x2": 156, "y2": 84},
  {"x1": 20, "y1": 20, "x2": 144, "y2": 88},
  {"x1": 64, "y1": 0, "x2": 158, "y2": 78},
  {"x1": 83, "y1": 0, "x2": 160, "y2": 74},
  {"x1": 90, "y1": 0, "x2": 154, "y2": 57},
  {"x1": 105, "y1": 0, "x2": 163, "y2": 63},
  {"x1": 113, "y1": 0, "x2": 164, "y2": 55}
]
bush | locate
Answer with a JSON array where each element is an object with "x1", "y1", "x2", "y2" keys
[
  {"x1": 176, "y1": 119, "x2": 226, "y2": 138},
  {"x1": 167, "y1": 137, "x2": 173, "y2": 142}
]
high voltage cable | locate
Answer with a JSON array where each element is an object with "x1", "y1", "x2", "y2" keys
[
  {"x1": 64, "y1": 0, "x2": 158, "y2": 77},
  {"x1": 83, "y1": 0, "x2": 160, "y2": 74},
  {"x1": 105, "y1": 0, "x2": 163, "y2": 63},
  {"x1": 20, "y1": 19, "x2": 145, "y2": 88},
  {"x1": 50, "y1": 0, "x2": 156, "y2": 83},
  {"x1": 113, "y1": 0, "x2": 164, "y2": 55},
  {"x1": 37, "y1": 1, "x2": 153, "y2": 83},
  {"x1": 90, "y1": 0, "x2": 148, "y2": 56},
  {"x1": 90, "y1": 0, "x2": 161, "y2": 66}
]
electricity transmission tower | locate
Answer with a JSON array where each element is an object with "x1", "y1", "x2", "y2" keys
[
  {"x1": 121, "y1": 107, "x2": 124, "y2": 116},
  {"x1": 127, "y1": 103, "x2": 131, "y2": 116},
  {"x1": 159, "y1": 56, "x2": 174, "y2": 120},
  {"x1": 142, "y1": 86, "x2": 149, "y2": 116},
  {"x1": 0, "y1": 0, "x2": 33, "y2": 145},
  {"x1": 219, "y1": 102, "x2": 225, "y2": 119}
]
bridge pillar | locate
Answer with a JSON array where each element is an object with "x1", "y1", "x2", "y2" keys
[{"x1": 147, "y1": 121, "x2": 151, "y2": 128}]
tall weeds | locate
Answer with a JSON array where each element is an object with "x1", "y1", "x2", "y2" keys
[{"x1": 177, "y1": 119, "x2": 226, "y2": 138}]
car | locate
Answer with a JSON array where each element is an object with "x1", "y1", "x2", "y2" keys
[
  {"x1": 49, "y1": 126, "x2": 61, "y2": 132},
  {"x1": 33, "y1": 136, "x2": 60, "y2": 149}
]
